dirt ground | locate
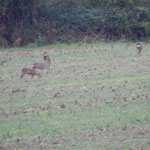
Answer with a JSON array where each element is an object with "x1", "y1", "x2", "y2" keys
[{"x1": 0, "y1": 42, "x2": 150, "y2": 150}]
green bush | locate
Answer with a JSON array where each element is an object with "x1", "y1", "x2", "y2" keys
[
  {"x1": 1, "y1": 0, "x2": 150, "y2": 47},
  {"x1": 35, "y1": 36, "x2": 46, "y2": 47},
  {"x1": 36, "y1": 2, "x2": 150, "y2": 42}
]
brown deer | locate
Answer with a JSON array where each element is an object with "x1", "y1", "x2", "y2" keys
[
  {"x1": 136, "y1": 43, "x2": 142, "y2": 55},
  {"x1": 20, "y1": 68, "x2": 41, "y2": 78},
  {"x1": 32, "y1": 63, "x2": 45, "y2": 71},
  {"x1": 43, "y1": 52, "x2": 51, "y2": 69}
]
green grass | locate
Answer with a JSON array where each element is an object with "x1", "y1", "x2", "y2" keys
[{"x1": 0, "y1": 41, "x2": 150, "y2": 150}]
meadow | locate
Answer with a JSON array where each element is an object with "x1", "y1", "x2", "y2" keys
[{"x1": 0, "y1": 42, "x2": 150, "y2": 150}]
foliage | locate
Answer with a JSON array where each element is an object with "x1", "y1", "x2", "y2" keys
[
  {"x1": 1, "y1": 0, "x2": 150, "y2": 47},
  {"x1": 35, "y1": 36, "x2": 46, "y2": 47},
  {"x1": 0, "y1": 0, "x2": 38, "y2": 46},
  {"x1": 37, "y1": 2, "x2": 150, "y2": 42}
]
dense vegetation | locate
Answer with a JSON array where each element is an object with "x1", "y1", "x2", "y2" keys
[{"x1": 0, "y1": 0, "x2": 150, "y2": 47}]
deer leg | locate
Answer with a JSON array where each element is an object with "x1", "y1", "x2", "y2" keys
[{"x1": 20, "y1": 73, "x2": 24, "y2": 78}]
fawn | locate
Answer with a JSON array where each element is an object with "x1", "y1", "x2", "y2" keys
[{"x1": 20, "y1": 68, "x2": 41, "y2": 78}]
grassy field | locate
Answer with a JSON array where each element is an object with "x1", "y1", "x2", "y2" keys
[{"x1": 0, "y1": 42, "x2": 150, "y2": 150}]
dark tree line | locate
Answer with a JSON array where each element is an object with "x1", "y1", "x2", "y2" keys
[{"x1": 0, "y1": 0, "x2": 150, "y2": 47}]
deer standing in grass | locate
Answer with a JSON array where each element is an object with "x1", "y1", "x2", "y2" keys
[
  {"x1": 32, "y1": 52, "x2": 50, "y2": 71},
  {"x1": 136, "y1": 43, "x2": 142, "y2": 55},
  {"x1": 32, "y1": 63, "x2": 45, "y2": 71},
  {"x1": 20, "y1": 68, "x2": 41, "y2": 78},
  {"x1": 43, "y1": 52, "x2": 51, "y2": 69}
]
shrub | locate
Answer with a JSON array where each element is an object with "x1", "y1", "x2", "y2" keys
[{"x1": 35, "y1": 36, "x2": 46, "y2": 47}]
